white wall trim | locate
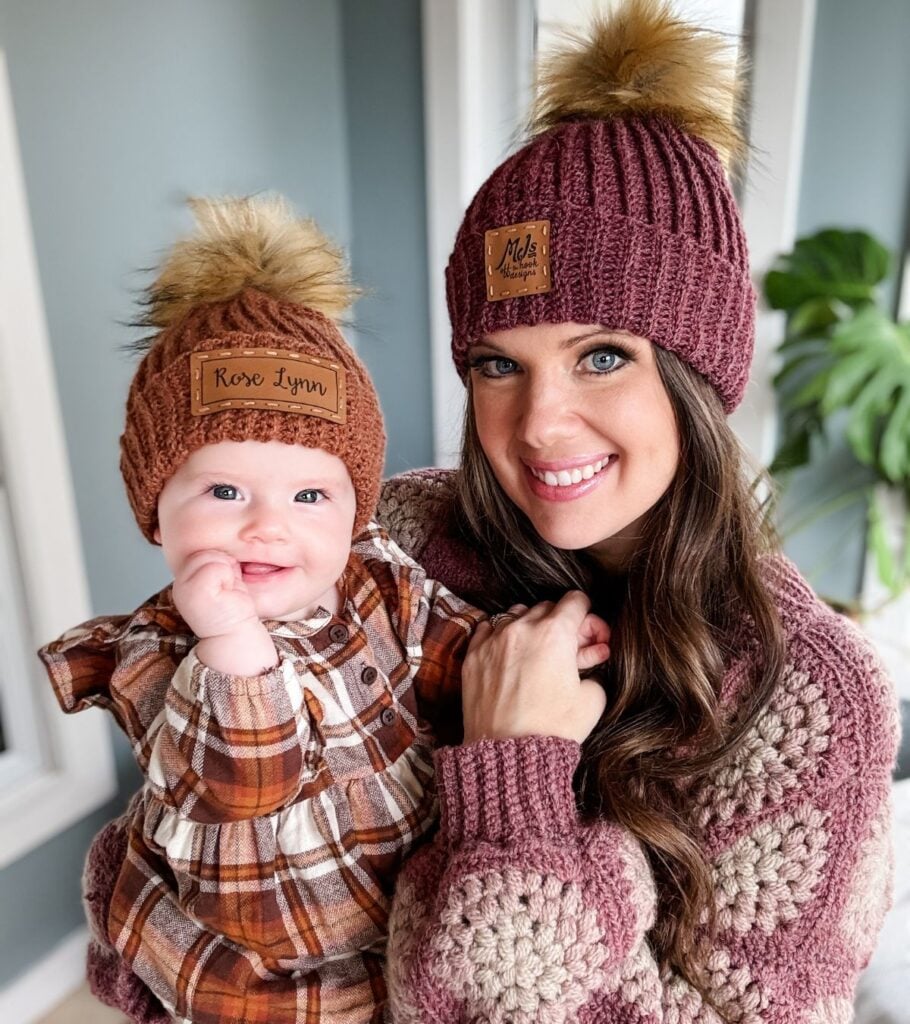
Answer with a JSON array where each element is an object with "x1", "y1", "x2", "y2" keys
[
  {"x1": 732, "y1": 0, "x2": 817, "y2": 465},
  {"x1": 421, "y1": 0, "x2": 535, "y2": 466},
  {"x1": 0, "y1": 51, "x2": 116, "y2": 868},
  {"x1": 0, "y1": 926, "x2": 89, "y2": 1024}
]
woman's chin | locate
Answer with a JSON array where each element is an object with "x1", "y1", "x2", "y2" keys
[{"x1": 528, "y1": 516, "x2": 618, "y2": 553}]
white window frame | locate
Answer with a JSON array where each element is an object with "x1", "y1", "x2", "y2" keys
[
  {"x1": 423, "y1": 0, "x2": 817, "y2": 470},
  {"x1": 0, "y1": 51, "x2": 116, "y2": 869},
  {"x1": 422, "y1": 0, "x2": 536, "y2": 466}
]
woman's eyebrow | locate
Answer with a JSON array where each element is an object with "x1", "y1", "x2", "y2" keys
[
  {"x1": 474, "y1": 336, "x2": 507, "y2": 352},
  {"x1": 475, "y1": 328, "x2": 636, "y2": 352},
  {"x1": 558, "y1": 328, "x2": 620, "y2": 351}
]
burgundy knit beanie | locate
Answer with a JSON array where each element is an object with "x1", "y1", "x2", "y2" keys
[
  {"x1": 446, "y1": 0, "x2": 753, "y2": 413},
  {"x1": 121, "y1": 196, "x2": 385, "y2": 541}
]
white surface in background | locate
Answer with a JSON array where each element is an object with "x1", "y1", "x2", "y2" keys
[
  {"x1": 0, "y1": 50, "x2": 116, "y2": 868},
  {"x1": 536, "y1": 0, "x2": 746, "y2": 48},
  {"x1": 855, "y1": 778, "x2": 910, "y2": 1024}
]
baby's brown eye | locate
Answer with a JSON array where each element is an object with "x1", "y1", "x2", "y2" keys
[{"x1": 212, "y1": 485, "x2": 238, "y2": 500}]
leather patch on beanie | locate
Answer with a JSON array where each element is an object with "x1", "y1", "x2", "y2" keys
[
  {"x1": 484, "y1": 220, "x2": 551, "y2": 301},
  {"x1": 190, "y1": 348, "x2": 346, "y2": 424}
]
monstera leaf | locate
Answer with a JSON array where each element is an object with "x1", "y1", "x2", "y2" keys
[
  {"x1": 780, "y1": 308, "x2": 910, "y2": 484},
  {"x1": 764, "y1": 229, "x2": 890, "y2": 315},
  {"x1": 768, "y1": 230, "x2": 908, "y2": 484},
  {"x1": 765, "y1": 228, "x2": 910, "y2": 603}
]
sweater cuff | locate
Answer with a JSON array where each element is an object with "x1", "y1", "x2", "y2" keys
[
  {"x1": 185, "y1": 649, "x2": 289, "y2": 697},
  {"x1": 435, "y1": 736, "x2": 582, "y2": 845}
]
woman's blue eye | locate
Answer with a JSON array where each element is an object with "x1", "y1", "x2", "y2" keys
[
  {"x1": 295, "y1": 489, "x2": 324, "y2": 504},
  {"x1": 585, "y1": 349, "x2": 625, "y2": 373},
  {"x1": 212, "y1": 485, "x2": 238, "y2": 500},
  {"x1": 471, "y1": 356, "x2": 518, "y2": 378}
]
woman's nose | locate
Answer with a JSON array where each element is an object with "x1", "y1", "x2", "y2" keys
[{"x1": 515, "y1": 377, "x2": 579, "y2": 449}]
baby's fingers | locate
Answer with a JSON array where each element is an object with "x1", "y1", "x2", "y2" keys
[
  {"x1": 576, "y1": 641, "x2": 610, "y2": 672},
  {"x1": 193, "y1": 559, "x2": 239, "y2": 590},
  {"x1": 178, "y1": 549, "x2": 238, "y2": 582},
  {"x1": 578, "y1": 612, "x2": 610, "y2": 648}
]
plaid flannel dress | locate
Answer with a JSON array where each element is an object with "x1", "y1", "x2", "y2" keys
[{"x1": 39, "y1": 523, "x2": 483, "y2": 1024}]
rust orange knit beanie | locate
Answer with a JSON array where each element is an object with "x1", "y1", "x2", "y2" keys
[
  {"x1": 120, "y1": 196, "x2": 386, "y2": 541},
  {"x1": 446, "y1": 0, "x2": 753, "y2": 413}
]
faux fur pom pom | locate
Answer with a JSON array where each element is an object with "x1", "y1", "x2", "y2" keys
[
  {"x1": 530, "y1": 0, "x2": 747, "y2": 170},
  {"x1": 140, "y1": 195, "x2": 359, "y2": 332}
]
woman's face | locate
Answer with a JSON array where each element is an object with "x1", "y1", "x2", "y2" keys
[{"x1": 469, "y1": 322, "x2": 680, "y2": 566}]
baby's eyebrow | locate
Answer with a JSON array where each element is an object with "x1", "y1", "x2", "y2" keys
[
  {"x1": 188, "y1": 467, "x2": 346, "y2": 485},
  {"x1": 187, "y1": 469, "x2": 234, "y2": 480}
]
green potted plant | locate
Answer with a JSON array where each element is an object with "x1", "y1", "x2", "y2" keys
[{"x1": 764, "y1": 227, "x2": 909, "y2": 691}]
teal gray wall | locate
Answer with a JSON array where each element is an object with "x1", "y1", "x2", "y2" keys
[
  {"x1": 0, "y1": 0, "x2": 429, "y2": 989},
  {"x1": 341, "y1": 0, "x2": 434, "y2": 472},
  {"x1": 781, "y1": 0, "x2": 910, "y2": 604}
]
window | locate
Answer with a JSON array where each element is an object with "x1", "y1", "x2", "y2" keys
[{"x1": 0, "y1": 51, "x2": 116, "y2": 869}]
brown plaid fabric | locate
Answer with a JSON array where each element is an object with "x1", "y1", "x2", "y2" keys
[{"x1": 39, "y1": 523, "x2": 483, "y2": 1024}]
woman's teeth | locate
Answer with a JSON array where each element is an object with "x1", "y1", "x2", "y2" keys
[{"x1": 528, "y1": 458, "x2": 612, "y2": 487}]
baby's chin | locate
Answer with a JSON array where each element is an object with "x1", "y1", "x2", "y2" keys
[
  {"x1": 254, "y1": 599, "x2": 320, "y2": 622},
  {"x1": 253, "y1": 585, "x2": 342, "y2": 622}
]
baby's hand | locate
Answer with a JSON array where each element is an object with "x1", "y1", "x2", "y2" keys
[
  {"x1": 576, "y1": 611, "x2": 611, "y2": 671},
  {"x1": 491, "y1": 604, "x2": 611, "y2": 672},
  {"x1": 172, "y1": 550, "x2": 258, "y2": 640}
]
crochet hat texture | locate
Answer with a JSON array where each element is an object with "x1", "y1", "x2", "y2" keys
[
  {"x1": 120, "y1": 196, "x2": 386, "y2": 541},
  {"x1": 446, "y1": 0, "x2": 753, "y2": 413}
]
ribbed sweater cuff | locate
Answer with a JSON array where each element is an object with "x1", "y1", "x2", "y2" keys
[{"x1": 435, "y1": 736, "x2": 582, "y2": 846}]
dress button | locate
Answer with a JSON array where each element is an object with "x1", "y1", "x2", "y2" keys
[
  {"x1": 328, "y1": 623, "x2": 349, "y2": 644},
  {"x1": 361, "y1": 665, "x2": 378, "y2": 685},
  {"x1": 380, "y1": 707, "x2": 397, "y2": 727}
]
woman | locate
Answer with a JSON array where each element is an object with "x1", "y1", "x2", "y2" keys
[
  {"x1": 376, "y1": 3, "x2": 898, "y2": 1021},
  {"x1": 80, "y1": 3, "x2": 896, "y2": 1021}
]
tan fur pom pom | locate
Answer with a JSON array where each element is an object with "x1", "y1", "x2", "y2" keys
[
  {"x1": 530, "y1": 0, "x2": 747, "y2": 170},
  {"x1": 141, "y1": 195, "x2": 359, "y2": 331}
]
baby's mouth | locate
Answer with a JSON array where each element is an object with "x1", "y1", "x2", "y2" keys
[{"x1": 240, "y1": 562, "x2": 287, "y2": 579}]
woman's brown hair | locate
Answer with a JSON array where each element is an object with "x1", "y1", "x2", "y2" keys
[{"x1": 455, "y1": 345, "x2": 787, "y2": 1000}]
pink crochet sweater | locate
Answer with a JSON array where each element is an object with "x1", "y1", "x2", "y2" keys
[
  {"x1": 80, "y1": 471, "x2": 898, "y2": 1023},
  {"x1": 380, "y1": 474, "x2": 899, "y2": 1022}
]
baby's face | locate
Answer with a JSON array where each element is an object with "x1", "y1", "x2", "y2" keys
[{"x1": 155, "y1": 440, "x2": 356, "y2": 621}]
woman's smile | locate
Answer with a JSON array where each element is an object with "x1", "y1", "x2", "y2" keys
[{"x1": 523, "y1": 454, "x2": 618, "y2": 501}]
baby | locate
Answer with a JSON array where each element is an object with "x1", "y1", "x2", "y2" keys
[{"x1": 39, "y1": 196, "x2": 607, "y2": 1024}]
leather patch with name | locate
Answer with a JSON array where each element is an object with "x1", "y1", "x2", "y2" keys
[
  {"x1": 190, "y1": 348, "x2": 346, "y2": 424},
  {"x1": 484, "y1": 220, "x2": 551, "y2": 301}
]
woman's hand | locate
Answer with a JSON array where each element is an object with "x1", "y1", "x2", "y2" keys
[{"x1": 462, "y1": 591, "x2": 609, "y2": 744}]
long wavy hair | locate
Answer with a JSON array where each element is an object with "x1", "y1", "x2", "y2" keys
[{"x1": 455, "y1": 345, "x2": 787, "y2": 999}]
